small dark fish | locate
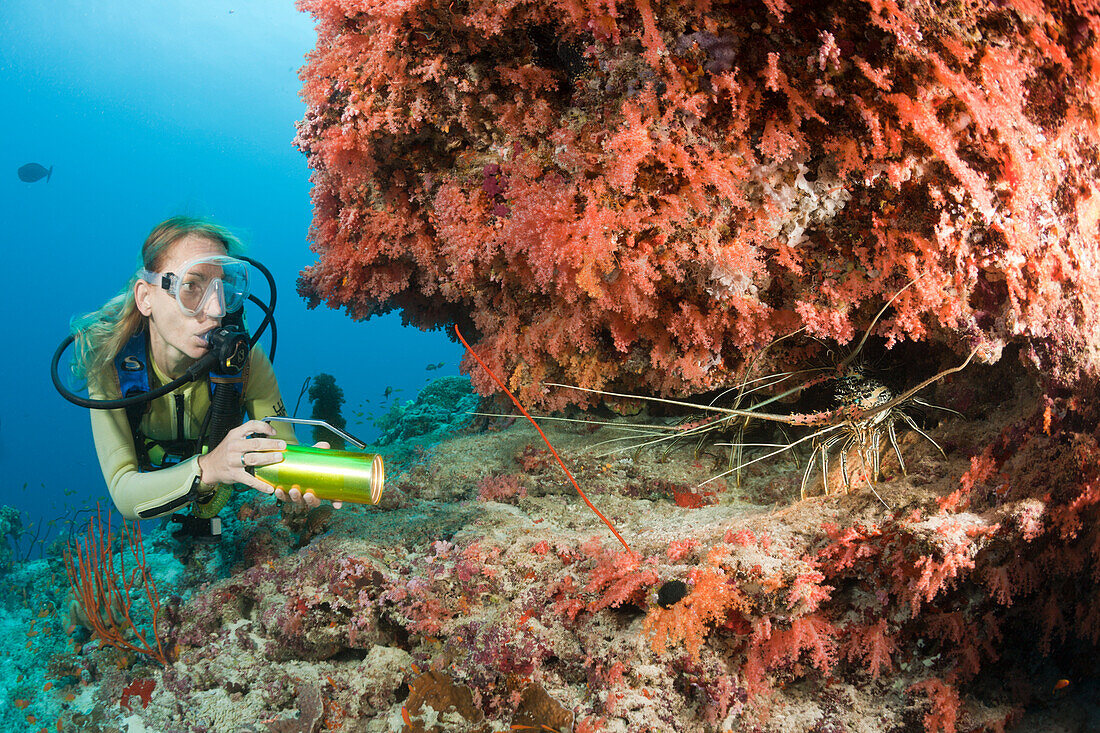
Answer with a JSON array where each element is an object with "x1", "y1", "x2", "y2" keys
[
  {"x1": 17, "y1": 163, "x2": 52, "y2": 183},
  {"x1": 383, "y1": 387, "x2": 393, "y2": 398},
  {"x1": 425, "y1": 361, "x2": 446, "y2": 371}
]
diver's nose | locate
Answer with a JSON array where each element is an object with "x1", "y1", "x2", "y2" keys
[{"x1": 203, "y1": 279, "x2": 227, "y2": 319}]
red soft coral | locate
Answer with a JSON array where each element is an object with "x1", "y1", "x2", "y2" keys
[
  {"x1": 296, "y1": 0, "x2": 1100, "y2": 406},
  {"x1": 643, "y1": 566, "x2": 748, "y2": 661}
]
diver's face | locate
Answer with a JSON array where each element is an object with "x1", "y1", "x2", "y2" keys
[{"x1": 135, "y1": 234, "x2": 228, "y2": 376}]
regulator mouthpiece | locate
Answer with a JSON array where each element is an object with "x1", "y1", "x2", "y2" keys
[{"x1": 204, "y1": 325, "x2": 250, "y2": 372}]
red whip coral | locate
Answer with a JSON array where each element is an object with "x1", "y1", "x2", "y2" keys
[
  {"x1": 65, "y1": 505, "x2": 169, "y2": 667},
  {"x1": 296, "y1": 0, "x2": 1100, "y2": 407}
]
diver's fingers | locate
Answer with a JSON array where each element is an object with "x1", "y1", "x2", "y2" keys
[
  {"x1": 332, "y1": 501, "x2": 343, "y2": 510},
  {"x1": 273, "y1": 487, "x2": 288, "y2": 501},
  {"x1": 242, "y1": 476, "x2": 275, "y2": 495},
  {"x1": 288, "y1": 487, "x2": 304, "y2": 503},
  {"x1": 249, "y1": 450, "x2": 285, "y2": 468},
  {"x1": 237, "y1": 419, "x2": 277, "y2": 438},
  {"x1": 246, "y1": 437, "x2": 287, "y2": 453},
  {"x1": 313, "y1": 441, "x2": 330, "y2": 449},
  {"x1": 304, "y1": 491, "x2": 321, "y2": 508}
]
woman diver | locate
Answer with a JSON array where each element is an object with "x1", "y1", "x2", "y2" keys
[{"x1": 61, "y1": 216, "x2": 340, "y2": 538}]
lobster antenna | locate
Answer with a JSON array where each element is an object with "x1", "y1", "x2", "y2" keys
[
  {"x1": 455, "y1": 326, "x2": 633, "y2": 554},
  {"x1": 839, "y1": 277, "x2": 921, "y2": 371}
]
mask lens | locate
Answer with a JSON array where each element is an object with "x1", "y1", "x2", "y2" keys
[
  {"x1": 177, "y1": 274, "x2": 210, "y2": 314},
  {"x1": 175, "y1": 257, "x2": 249, "y2": 316},
  {"x1": 220, "y1": 263, "x2": 248, "y2": 312}
]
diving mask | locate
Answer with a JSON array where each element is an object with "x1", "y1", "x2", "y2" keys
[{"x1": 139, "y1": 255, "x2": 250, "y2": 317}]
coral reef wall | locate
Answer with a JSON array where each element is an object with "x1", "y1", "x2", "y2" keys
[{"x1": 295, "y1": 0, "x2": 1100, "y2": 407}]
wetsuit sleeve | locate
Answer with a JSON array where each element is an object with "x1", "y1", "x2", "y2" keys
[
  {"x1": 245, "y1": 345, "x2": 298, "y2": 445},
  {"x1": 89, "y1": 378, "x2": 202, "y2": 521}
]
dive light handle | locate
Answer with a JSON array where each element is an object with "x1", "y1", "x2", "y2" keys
[{"x1": 261, "y1": 416, "x2": 366, "y2": 448}]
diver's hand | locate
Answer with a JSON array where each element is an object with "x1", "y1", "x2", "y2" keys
[
  {"x1": 196, "y1": 420, "x2": 287, "y2": 495},
  {"x1": 273, "y1": 441, "x2": 344, "y2": 509}
]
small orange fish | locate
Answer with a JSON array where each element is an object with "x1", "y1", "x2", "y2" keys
[
  {"x1": 62, "y1": 693, "x2": 75, "y2": 702},
  {"x1": 42, "y1": 683, "x2": 52, "y2": 691},
  {"x1": 14, "y1": 699, "x2": 29, "y2": 709},
  {"x1": 401, "y1": 705, "x2": 413, "y2": 726},
  {"x1": 1054, "y1": 678, "x2": 1070, "y2": 691},
  {"x1": 26, "y1": 714, "x2": 36, "y2": 724}
]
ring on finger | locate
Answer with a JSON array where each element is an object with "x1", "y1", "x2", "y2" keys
[{"x1": 240, "y1": 452, "x2": 249, "y2": 468}]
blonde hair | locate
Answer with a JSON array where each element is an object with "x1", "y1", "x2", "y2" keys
[{"x1": 69, "y1": 216, "x2": 246, "y2": 385}]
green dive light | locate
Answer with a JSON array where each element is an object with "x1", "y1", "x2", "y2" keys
[{"x1": 251, "y1": 417, "x2": 384, "y2": 505}]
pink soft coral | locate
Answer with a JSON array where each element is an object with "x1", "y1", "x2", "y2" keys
[{"x1": 296, "y1": 0, "x2": 1100, "y2": 407}]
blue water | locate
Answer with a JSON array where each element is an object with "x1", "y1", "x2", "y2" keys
[{"x1": 1, "y1": 1, "x2": 463, "y2": 533}]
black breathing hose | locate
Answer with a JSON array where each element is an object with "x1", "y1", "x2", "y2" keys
[
  {"x1": 238, "y1": 255, "x2": 277, "y2": 360},
  {"x1": 207, "y1": 380, "x2": 241, "y2": 449}
]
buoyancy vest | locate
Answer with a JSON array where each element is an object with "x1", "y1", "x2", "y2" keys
[{"x1": 113, "y1": 330, "x2": 249, "y2": 473}]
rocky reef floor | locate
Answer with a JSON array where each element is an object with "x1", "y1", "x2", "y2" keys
[{"x1": 9, "y1": 355, "x2": 1100, "y2": 732}]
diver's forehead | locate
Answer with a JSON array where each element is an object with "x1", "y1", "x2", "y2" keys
[{"x1": 162, "y1": 235, "x2": 227, "y2": 272}]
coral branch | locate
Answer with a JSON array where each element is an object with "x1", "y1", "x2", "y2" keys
[{"x1": 64, "y1": 504, "x2": 169, "y2": 666}]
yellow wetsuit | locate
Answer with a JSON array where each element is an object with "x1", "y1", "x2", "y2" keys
[{"x1": 90, "y1": 343, "x2": 296, "y2": 520}]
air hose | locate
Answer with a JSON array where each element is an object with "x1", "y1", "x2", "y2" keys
[{"x1": 192, "y1": 374, "x2": 245, "y2": 519}]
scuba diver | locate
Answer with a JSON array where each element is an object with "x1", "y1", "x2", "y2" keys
[{"x1": 55, "y1": 216, "x2": 342, "y2": 541}]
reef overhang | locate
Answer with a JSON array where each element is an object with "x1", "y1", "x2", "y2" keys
[{"x1": 295, "y1": 0, "x2": 1100, "y2": 408}]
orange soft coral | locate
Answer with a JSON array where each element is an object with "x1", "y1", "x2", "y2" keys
[{"x1": 296, "y1": 0, "x2": 1100, "y2": 406}]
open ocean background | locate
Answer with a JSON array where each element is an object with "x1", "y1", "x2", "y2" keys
[{"x1": 1, "y1": 0, "x2": 462, "y2": 540}]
